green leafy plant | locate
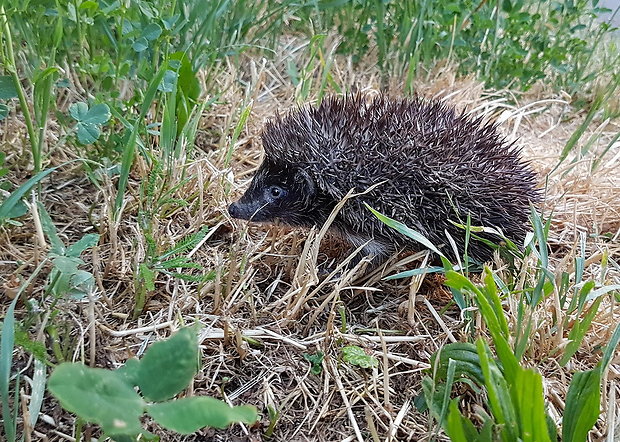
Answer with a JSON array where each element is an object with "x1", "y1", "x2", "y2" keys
[
  {"x1": 134, "y1": 224, "x2": 212, "y2": 318},
  {"x1": 303, "y1": 351, "x2": 324, "y2": 375},
  {"x1": 420, "y1": 268, "x2": 620, "y2": 441},
  {"x1": 69, "y1": 102, "x2": 111, "y2": 145},
  {"x1": 48, "y1": 326, "x2": 258, "y2": 440},
  {"x1": 0, "y1": 153, "x2": 28, "y2": 225},
  {"x1": 0, "y1": 296, "x2": 20, "y2": 442},
  {"x1": 265, "y1": 404, "x2": 280, "y2": 438},
  {"x1": 1, "y1": 260, "x2": 49, "y2": 442},
  {"x1": 342, "y1": 345, "x2": 378, "y2": 369},
  {"x1": 37, "y1": 202, "x2": 99, "y2": 299},
  {"x1": 0, "y1": 160, "x2": 86, "y2": 226}
]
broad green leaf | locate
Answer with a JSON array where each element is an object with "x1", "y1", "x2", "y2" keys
[
  {"x1": 342, "y1": 345, "x2": 378, "y2": 369},
  {"x1": 0, "y1": 76, "x2": 18, "y2": 100},
  {"x1": 52, "y1": 256, "x2": 82, "y2": 274},
  {"x1": 447, "y1": 271, "x2": 518, "y2": 380},
  {"x1": 66, "y1": 233, "x2": 100, "y2": 257},
  {"x1": 69, "y1": 270, "x2": 95, "y2": 296},
  {"x1": 48, "y1": 363, "x2": 145, "y2": 436},
  {"x1": 431, "y1": 342, "x2": 484, "y2": 386},
  {"x1": 133, "y1": 37, "x2": 149, "y2": 52},
  {"x1": 76, "y1": 122, "x2": 100, "y2": 144},
  {"x1": 171, "y1": 52, "x2": 200, "y2": 102},
  {"x1": 70, "y1": 103, "x2": 110, "y2": 144},
  {"x1": 445, "y1": 398, "x2": 481, "y2": 441},
  {"x1": 513, "y1": 368, "x2": 551, "y2": 442},
  {"x1": 562, "y1": 368, "x2": 601, "y2": 442},
  {"x1": 116, "y1": 359, "x2": 141, "y2": 386},
  {"x1": 477, "y1": 339, "x2": 518, "y2": 441},
  {"x1": 159, "y1": 70, "x2": 178, "y2": 93},
  {"x1": 142, "y1": 23, "x2": 162, "y2": 41},
  {"x1": 136, "y1": 327, "x2": 199, "y2": 401},
  {"x1": 78, "y1": 0, "x2": 99, "y2": 10},
  {"x1": 83, "y1": 104, "x2": 111, "y2": 125},
  {"x1": 69, "y1": 102, "x2": 89, "y2": 121},
  {"x1": 1, "y1": 199, "x2": 27, "y2": 219},
  {"x1": 148, "y1": 397, "x2": 258, "y2": 433}
]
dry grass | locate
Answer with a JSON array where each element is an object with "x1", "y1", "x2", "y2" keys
[{"x1": 1, "y1": 45, "x2": 620, "y2": 441}]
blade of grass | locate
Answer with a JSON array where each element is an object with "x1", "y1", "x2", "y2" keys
[
  {"x1": 366, "y1": 205, "x2": 445, "y2": 258},
  {"x1": 224, "y1": 102, "x2": 252, "y2": 168},
  {"x1": 562, "y1": 322, "x2": 619, "y2": 441},
  {"x1": 0, "y1": 159, "x2": 86, "y2": 222},
  {"x1": 114, "y1": 64, "x2": 168, "y2": 220},
  {"x1": 513, "y1": 368, "x2": 552, "y2": 442},
  {"x1": 0, "y1": 5, "x2": 38, "y2": 164},
  {"x1": 29, "y1": 358, "x2": 47, "y2": 428},
  {"x1": 0, "y1": 296, "x2": 18, "y2": 442},
  {"x1": 562, "y1": 368, "x2": 602, "y2": 442}
]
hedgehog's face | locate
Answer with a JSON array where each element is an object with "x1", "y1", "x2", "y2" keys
[{"x1": 228, "y1": 162, "x2": 324, "y2": 227}]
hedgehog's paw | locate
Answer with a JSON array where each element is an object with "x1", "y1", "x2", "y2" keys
[{"x1": 341, "y1": 242, "x2": 390, "y2": 275}]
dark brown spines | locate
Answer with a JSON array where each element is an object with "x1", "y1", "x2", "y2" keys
[{"x1": 260, "y1": 94, "x2": 539, "y2": 262}]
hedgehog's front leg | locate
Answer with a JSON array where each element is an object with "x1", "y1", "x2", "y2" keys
[{"x1": 342, "y1": 232, "x2": 393, "y2": 272}]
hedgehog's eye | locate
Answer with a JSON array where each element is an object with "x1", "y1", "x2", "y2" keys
[{"x1": 267, "y1": 185, "x2": 286, "y2": 200}]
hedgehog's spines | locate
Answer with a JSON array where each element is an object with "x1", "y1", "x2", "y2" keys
[{"x1": 253, "y1": 93, "x2": 539, "y2": 262}]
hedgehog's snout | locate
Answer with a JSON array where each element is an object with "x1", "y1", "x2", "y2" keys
[
  {"x1": 228, "y1": 200, "x2": 247, "y2": 220},
  {"x1": 228, "y1": 201, "x2": 239, "y2": 218},
  {"x1": 228, "y1": 196, "x2": 270, "y2": 222}
]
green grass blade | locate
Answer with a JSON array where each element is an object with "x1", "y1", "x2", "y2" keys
[
  {"x1": 384, "y1": 266, "x2": 445, "y2": 280},
  {"x1": 562, "y1": 368, "x2": 601, "y2": 442},
  {"x1": 224, "y1": 103, "x2": 252, "y2": 167},
  {"x1": 114, "y1": 64, "x2": 168, "y2": 220},
  {"x1": 600, "y1": 321, "x2": 620, "y2": 372},
  {"x1": 554, "y1": 79, "x2": 619, "y2": 172},
  {"x1": 445, "y1": 398, "x2": 481, "y2": 441},
  {"x1": 1, "y1": 296, "x2": 18, "y2": 442},
  {"x1": 37, "y1": 201, "x2": 65, "y2": 255},
  {"x1": 367, "y1": 205, "x2": 446, "y2": 258},
  {"x1": 0, "y1": 167, "x2": 53, "y2": 222},
  {"x1": 513, "y1": 368, "x2": 552, "y2": 442},
  {"x1": 0, "y1": 159, "x2": 87, "y2": 223},
  {"x1": 560, "y1": 298, "x2": 602, "y2": 366},
  {"x1": 29, "y1": 358, "x2": 47, "y2": 427},
  {"x1": 482, "y1": 268, "x2": 509, "y2": 338}
]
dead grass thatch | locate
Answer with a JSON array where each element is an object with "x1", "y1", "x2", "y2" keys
[{"x1": 1, "y1": 43, "x2": 619, "y2": 441}]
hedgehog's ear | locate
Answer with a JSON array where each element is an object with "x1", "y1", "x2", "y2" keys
[{"x1": 295, "y1": 168, "x2": 316, "y2": 197}]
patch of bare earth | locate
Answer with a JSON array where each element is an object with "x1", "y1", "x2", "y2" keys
[{"x1": 1, "y1": 48, "x2": 619, "y2": 441}]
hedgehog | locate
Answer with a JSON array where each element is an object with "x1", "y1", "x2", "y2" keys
[{"x1": 228, "y1": 94, "x2": 539, "y2": 268}]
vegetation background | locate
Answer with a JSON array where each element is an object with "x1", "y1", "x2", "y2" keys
[{"x1": 1, "y1": 0, "x2": 620, "y2": 440}]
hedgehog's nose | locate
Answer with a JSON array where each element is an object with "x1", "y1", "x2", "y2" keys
[{"x1": 228, "y1": 202, "x2": 241, "y2": 219}]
